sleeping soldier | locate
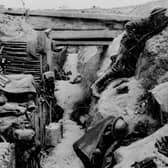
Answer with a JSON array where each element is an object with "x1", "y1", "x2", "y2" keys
[{"x1": 91, "y1": 7, "x2": 168, "y2": 98}]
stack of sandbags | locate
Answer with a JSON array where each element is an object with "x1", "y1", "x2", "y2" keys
[{"x1": 0, "y1": 74, "x2": 37, "y2": 140}]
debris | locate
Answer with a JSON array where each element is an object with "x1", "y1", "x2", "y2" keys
[
  {"x1": 113, "y1": 124, "x2": 168, "y2": 168},
  {"x1": 131, "y1": 157, "x2": 157, "y2": 168},
  {"x1": 155, "y1": 136, "x2": 168, "y2": 158}
]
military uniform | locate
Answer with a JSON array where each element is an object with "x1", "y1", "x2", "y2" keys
[
  {"x1": 15, "y1": 138, "x2": 41, "y2": 168},
  {"x1": 4, "y1": 122, "x2": 41, "y2": 168},
  {"x1": 92, "y1": 8, "x2": 168, "y2": 97}
]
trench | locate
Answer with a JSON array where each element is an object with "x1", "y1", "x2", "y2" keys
[{"x1": 42, "y1": 47, "x2": 88, "y2": 168}]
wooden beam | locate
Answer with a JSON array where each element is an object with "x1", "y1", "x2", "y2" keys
[
  {"x1": 4, "y1": 9, "x2": 138, "y2": 22},
  {"x1": 51, "y1": 30, "x2": 122, "y2": 40},
  {"x1": 53, "y1": 40, "x2": 111, "y2": 46},
  {"x1": 35, "y1": 28, "x2": 106, "y2": 31}
]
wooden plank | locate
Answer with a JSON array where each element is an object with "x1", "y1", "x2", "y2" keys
[
  {"x1": 51, "y1": 30, "x2": 121, "y2": 39},
  {"x1": 7, "y1": 58, "x2": 40, "y2": 64},
  {"x1": 7, "y1": 69, "x2": 41, "y2": 75},
  {"x1": 35, "y1": 27, "x2": 106, "y2": 31},
  {"x1": 2, "y1": 42, "x2": 27, "y2": 45},
  {"x1": 10, "y1": 64, "x2": 40, "y2": 69},
  {"x1": 53, "y1": 40, "x2": 112, "y2": 46},
  {"x1": 6, "y1": 57, "x2": 34, "y2": 62},
  {"x1": 2, "y1": 45, "x2": 26, "y2": 49},
  {"x1": 4, "y1": 46, "x2": 27, "y2": 52},
  {"x1": 28, "y1": 16, "x2": 108, "y2": 31},
  {"x1": 7, "y1": 65, "x2": 40, "y2": 70},
  {"x1": 4, "y1": 9, "x2": 138, "y2": 22},
  {"x1": 6, "y1": 69, "x2": 22, "y2": 73},
  {"x1": 4, "y1": 56, "x2": 27, "y2": 61},
  {"x1": 4, "y1": 51, "x2": 28, "y2": 56}
]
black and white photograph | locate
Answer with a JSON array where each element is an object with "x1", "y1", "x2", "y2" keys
[{"x1": 0, "y1": 0, "x2": 167, "y2": 167}]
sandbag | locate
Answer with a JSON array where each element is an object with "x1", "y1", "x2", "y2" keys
[
  {"x1": 0, "y1": 103, "x2": 26, "y2": 117},
  {"x1": 0, "y1": 74, "x2": 36, "y2": 94},
  {"x1": 13, "y1": 129, "x2": 35, "y2": 141}
]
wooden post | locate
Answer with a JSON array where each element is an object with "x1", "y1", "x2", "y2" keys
[
  {"x1": 40, "y1": 54, "x2": 43, "y2": 78},
  {"x1": 42, "y1": 100, "x2": 46, "y2": 145},
  {"x1": 49, "y1": 99, "x2": 52, "y2": 124},
  {"x1": 39, "y1": 96, "x2": 45, "y2": 145}
]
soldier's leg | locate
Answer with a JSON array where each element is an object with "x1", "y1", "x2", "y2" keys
[
  {"x1": 91, "y1": 69, "x2": 114, "y2": 97},
  {"x1": 96, "y1": 64, "x2": 124, "y2": 92},
  {"x1": 96, "y1": 70, "x2": 115, "y2": 91}
]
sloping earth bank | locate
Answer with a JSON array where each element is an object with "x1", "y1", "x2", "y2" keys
[{"x1": 81, "y1": 18, "x2": 168, "y2": 168}]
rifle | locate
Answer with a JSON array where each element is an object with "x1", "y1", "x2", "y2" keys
[{"x1": 131, "y1": 157, "x2": 157, "y2": 168}]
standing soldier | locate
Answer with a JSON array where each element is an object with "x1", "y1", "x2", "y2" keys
[{"x1": 92, "y1": 8, "x2": 168, "y2": 98}]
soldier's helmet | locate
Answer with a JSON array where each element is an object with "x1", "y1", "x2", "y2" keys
[
  {"x1": 113, "y1": 117, "x2": 128, "y2": 139},
  {"x1": 150, "y1": 7, "x2": 167, "y2": 17}
]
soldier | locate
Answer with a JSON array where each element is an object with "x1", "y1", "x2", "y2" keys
[
  {"x1": 91, "y1": 7, "x2": 168, "y2": 98},
  {"x1": 15, "y1": 133, "x2": 41, "y2": 168},
  {"x1": 4, "y1": 122, "x2": 41, "y2": 168},
  {"x1": 43, "y1": 71, "x2": 55, "y2": 96}
]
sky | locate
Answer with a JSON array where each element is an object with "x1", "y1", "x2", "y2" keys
[{"x1": 0, "y1": 0, "x2": 157, "y2": 9}]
